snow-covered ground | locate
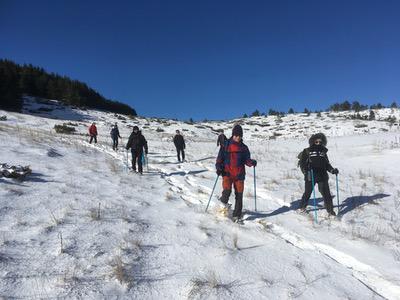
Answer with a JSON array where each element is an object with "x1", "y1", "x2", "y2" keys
[{"x1": 0, "y1": 98, "x2": 400, "y2": 299}]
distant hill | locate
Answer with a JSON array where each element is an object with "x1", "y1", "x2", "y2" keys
[{"x1": 0, "y1": 59, "x2": 136, "y2": 115}]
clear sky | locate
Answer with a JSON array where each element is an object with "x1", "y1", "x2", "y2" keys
[{"x1": 1, "y1": 0, "x2": 400, "y2": 120}]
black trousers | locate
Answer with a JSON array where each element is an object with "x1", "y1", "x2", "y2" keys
[
  {"x1": 131, "y1": 149, "x2": 144, "y2": 173},
  {"x1": 176, "y1": 148, "x2": 185, "y2": 162},
  {"x1": 221, "y1": 189, "x2": 243, "y2": 218},
  {"x1": 89, "y1": 135, "x2": 97, "y2": 144},
  {"x1": 300, "y1": 180, "x2": 334, "y2": 213},
  {"x1": 112, "y1": 138, "x2": 118, "y2": 150}
]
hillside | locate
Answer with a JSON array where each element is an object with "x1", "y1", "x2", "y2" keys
[
  {"x1": 0, "y1": 59, "x2": 136, "y2": 115},
  {"x1": 0, "y1": 99, "x2": 400, "y2": 299}
]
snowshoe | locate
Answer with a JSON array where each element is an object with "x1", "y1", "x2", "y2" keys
[
  {"x1": 217, "y1": 202, "x2": 231, "y2": 217},
  {"x1": 232, "y1": 216, "x2": 244, "y2": 225}
]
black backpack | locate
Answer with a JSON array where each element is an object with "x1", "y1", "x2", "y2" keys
[{"x1": 297, "y1": 148, "x2": 308, "y2": 168}]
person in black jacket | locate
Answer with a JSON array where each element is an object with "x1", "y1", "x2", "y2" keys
[
  {"x1": 110, "y1": 123, "x2": 121, "y2": 151},
  {"x1": 126, "y1": 126, "x2": 148, "y2": 174},
  {"x1": 173, "y1": 130, "x2": 186, "y2": 162},
  {"x1": 217, "y1": 130, "x2": 227, "y2": 148},
  {"x1": 299, "y1": 133, "x2": 339, "y2": 216}
]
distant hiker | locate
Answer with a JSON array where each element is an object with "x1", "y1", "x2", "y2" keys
[
  {"x1": 89, "y1": 122, "x2": 98, "y2": 144},
  {"x1": 126, "y1": 126, "x2": 148, "y2": 174},
  {"x1": 217, "y1": 130, "x2": 227, "y2": 148},
  {"x1": 110, "y1": 123, "x2": 121, "y2": 151},
  {"x1": 215, "y1": 124, "x2": 257, "y2": 223},
  {"x1": 173, "y1": 130, "x2": 186, "y2": 162},
  {"x1": 298, "y1": 133, "x2": 339, "y2": 216}
]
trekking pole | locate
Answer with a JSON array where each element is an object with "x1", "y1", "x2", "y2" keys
[
  {"x1": 253, "y1": 166, "x2": 257, "y2": 212},
  {"x1": 205, "y1": 175, "x2": 220, "y2": 212},
  {"x1": 146, "y1": 154, "x2": 149, "y2": 172},
  {"x1": 336, "y1": 174, "x2": 340, "y2": 215},
  {"x1": 311, "y1": 169, "x2": 318, "y2": 224},
  {"x1": 141, "y1": 152, "x2": 145, "y2": 172},
  {"x1": 125, "y1": 150, "x2": 129, "y2": 172}
]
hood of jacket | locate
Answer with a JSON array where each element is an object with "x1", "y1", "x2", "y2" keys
[{"x1": 309, "y1": 133, "x2": 327, "y2": 147}]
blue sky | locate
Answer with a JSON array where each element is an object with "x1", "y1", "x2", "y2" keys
[{"x1": 1, "y1": 0, "x2": 400, "y2": 120}]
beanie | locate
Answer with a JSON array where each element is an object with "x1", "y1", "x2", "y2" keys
[{"x1": 232, "y1": 124, "x2": 243, "y2": 137}]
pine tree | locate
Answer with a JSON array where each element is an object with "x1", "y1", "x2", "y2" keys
[
  {"x1": 369, "y1": 110, "x2": 375, "y2": 120},
  {"x1": 0, "y1": 59, "x2": 22, "y2": 111},
  {"x1": 0, "y1": 59, "x2": 137, "y2": 115},
  {"x1": 352, "y1": 101, "x2": 361, "y2": 112}
]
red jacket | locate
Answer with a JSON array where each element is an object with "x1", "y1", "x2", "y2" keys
[
  {"x1": 89, "y1": 124, "x2": 97, "y2": 136},
  {"x1": 216, "y1": 138, "x2": 255, "y2": 181}
]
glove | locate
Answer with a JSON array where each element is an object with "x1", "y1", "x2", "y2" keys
[
  {"x1": 331, "y1": 168, "x2": 339, "y2": 175},
  {"x1": 145, "y1": 150, "x2": 148, "y2": 155},
  {"x1": 216, "y1": 169, "x2": 224, "y2": 176},
  {"x1": 252, "y1": 160, "x2": 257, "y2": 167}
]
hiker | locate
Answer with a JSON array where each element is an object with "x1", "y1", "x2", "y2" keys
[
  {"x1": 110, "y1": 123, "x2": 121, "y2": 151},
  {"x1": 126, "y1": 126, "x2": 148, "y2": 174},
  {"x1": 215, "y1": 124, "x2": 257, "y2": 223},
  {"x1": 89, "y1": 122, "x2": 98, "y2": 144},
  {"x1": 298, "y1": 133, "x2": 339, "y2": 216},
  {"x1": 217, "y1": 130, "x2": 227, "y2": 148},
  {"x1": 173, "y1": 130, "x2": 186, "y2": 162}
]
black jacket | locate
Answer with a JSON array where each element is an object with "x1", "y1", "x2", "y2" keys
[
  {"x1": 110, "y1": 126, "x2": 121, "y2": 139},
  {"x1": 173, "y1": 134, "x2": 185, "y2": 150},
  {"x1": 299, "y1": 144, "x2": 334, "y2": 182},
  {"x1": 126, "y1": 131, "x2": 148, "y2": 153},
  {"x1": 217, "y1": 134, "x2": 227, "y2": 147}
]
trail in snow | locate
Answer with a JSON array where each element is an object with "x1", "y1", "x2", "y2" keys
[{"x1": 79, "y1": 138, "x2": 400, "y2": 300}]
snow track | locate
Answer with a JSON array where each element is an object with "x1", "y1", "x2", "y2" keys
[
  {"x1": 83, "y1": 139, "x2": 400, "y2": 299},
  {"x1": 2, "y1": 107, "x2": 400, "y2": 299}
]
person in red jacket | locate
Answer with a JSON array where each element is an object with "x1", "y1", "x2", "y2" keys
[
  {"x1": 89, "y1": 122, "x2": 98, "y2": 144},
  {"x1": 215, "y1": 124, "x2": 257, "y2": 223}
]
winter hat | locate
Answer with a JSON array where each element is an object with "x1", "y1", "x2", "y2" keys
[
  {"x1": 309, "y1": 133, "x2": 327, "y2": 146},
  {"x1": 133, "y1": 126, "x2": 139, "y2": 132},
  {"x1": 232, "y1": 124, "x2": 243, "y2": 137}
]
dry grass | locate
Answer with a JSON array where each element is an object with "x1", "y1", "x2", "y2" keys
[
  {"x1": 120, "y1": 238, "x2": 142, "y2": 255},
  {"x1": 289, "y1": 261, "x2": 329, "y2": 298},
  {"x1": 358, "y1": 169, "x2": 372, "y2": 180},
  {"x1": 165, "y1": 192, "x2": 174, "y2": 201},
  {"x1": 89, "y1": 203, "x2": 101, "y2": 221},
  {"x1": 257, "y1": 220, "x2": 273, "y2": 233},
  {"x1": 188, "y1": 271, "x2": 237, "y2": 299},
  {"x1": 110, "y1": 256, "x2": 133, "y2": 287},
  {"x1": 48, "y1": 208, "x2": 62, "y2": 226},
  {"x1": 197, "y1": 188, "x2": 207, "y2": 195},
  {"x1": 282, "y1": 170, "x2": 297, "y2": 180}
]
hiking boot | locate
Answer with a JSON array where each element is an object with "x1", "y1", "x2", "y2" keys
[
  {"x1": 328, "y1": 210, "x2": 336, "y2": 217},
  {"x1": 298, "y1": 207, "x2": 307, "y2": 214},
  {"x1": 232, "y1": 216, "x2": 243, "y2": 224},
  {"x1": 219, "y1": 202, "x2": 231, "y2": 209}
]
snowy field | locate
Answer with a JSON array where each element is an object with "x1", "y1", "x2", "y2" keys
[{"x1": 0, "y1": 98, "x2": 400, "y2": 299}]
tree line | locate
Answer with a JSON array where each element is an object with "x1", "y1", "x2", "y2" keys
[
  {"x1": 0, "y1": 59, "x2": 136, "y2": 115},
  {"x1": 245, "y1": 100, "x2": 398, "y2": 118}
]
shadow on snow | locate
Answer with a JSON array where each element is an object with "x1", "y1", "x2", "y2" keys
[{"x1": 244, "y1": 193, "x2": 390, "y2": 221}]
